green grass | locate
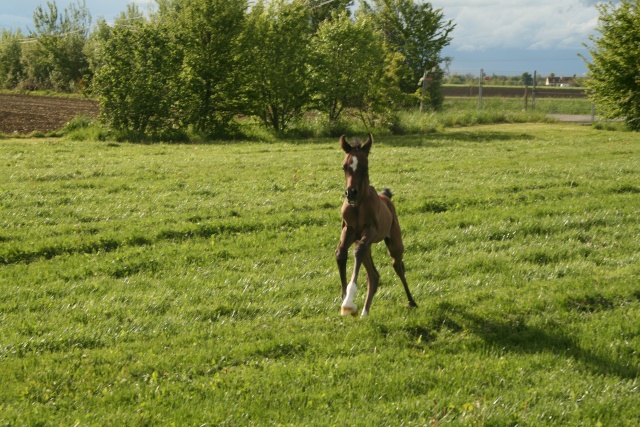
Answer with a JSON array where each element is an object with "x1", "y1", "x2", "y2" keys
[
  {"x1": 444, "y1": 96, "x2": 595, "y2": 115},
  {"x1": 1, "y1": 123, "x2": 639, "y2": 425}
]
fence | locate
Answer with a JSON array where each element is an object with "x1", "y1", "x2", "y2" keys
[{"x1": 442, "y1": 84, "x2": 600, "y2": 121}]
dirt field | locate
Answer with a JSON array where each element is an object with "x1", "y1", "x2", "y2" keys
[{"x1": 0, "y1": 94, "x2": 98, "y2": 135}]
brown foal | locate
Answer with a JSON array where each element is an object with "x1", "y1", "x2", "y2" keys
[{"x1": 335, "y1": 134, "x2": 417, "y2": 317}]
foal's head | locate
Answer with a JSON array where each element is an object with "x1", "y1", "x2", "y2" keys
[{"x1": 340, "y1": 134, "x2": 373, "y2": 206}]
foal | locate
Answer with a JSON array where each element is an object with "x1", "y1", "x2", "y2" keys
[{"x1": 335, "y1": 134, "x2": 417, "y2": 317}]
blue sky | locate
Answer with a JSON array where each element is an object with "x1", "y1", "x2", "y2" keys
[
  {"x1": 0, "y1": 0, "x2": 603, "y2": 77},
  {"x1": 0, "y1": 0, "x2": 154, "y2": 31}
]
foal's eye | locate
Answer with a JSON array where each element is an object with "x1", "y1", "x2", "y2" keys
[{"x1": 342, "y1": 164, "x2": 348, "y2": 172}]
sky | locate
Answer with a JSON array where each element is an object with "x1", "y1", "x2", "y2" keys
[
  {"x1": 0, "y1": 0, "x2": 155, "y2": 31},
  {"x1": 435, "y1": 0, "x2": 604, "y2": 77},
  {"x1": 0, "y1": 0, "x2": 605, "y2": 77}
]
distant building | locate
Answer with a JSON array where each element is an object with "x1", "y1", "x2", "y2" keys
[{"x1": 546, "y1": 75, "x2": 575, "y2": 87}]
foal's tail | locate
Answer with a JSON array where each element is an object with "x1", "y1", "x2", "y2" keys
[{"x1": 381, "y1": 188, "x2": 393, "y2": 199}]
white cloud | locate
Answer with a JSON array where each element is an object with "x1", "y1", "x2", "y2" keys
[{"x1": 433, "y1": 0, "x2": 600, "y2": 52}]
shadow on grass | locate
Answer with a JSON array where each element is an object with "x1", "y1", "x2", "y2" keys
[
  {"x1": 425, "y1": 302, "x2": 638, "y2": 380},
  {"x1": 378, "y1": 130, "x2": 535, "y2": 148}
]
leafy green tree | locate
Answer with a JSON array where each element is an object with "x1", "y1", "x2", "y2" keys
[
  {"x1": 93, "y1": 13, "x2": 180, "y2": 139},
  {"x1": 583, "y1": 0, "x2": 640, "y2": 130},
  {"x1": 0, "y1": 30, "x2": 25, "y2": 89},
  {"x1": 83, "y1": 17, "x2": 112, "y2": 94},
  {"x1": 24, "y1": 0, "x2": 91, "y2": 91},
  {"x1": 309, "y1": 12, "x2": 386, "y2": 126},
  {"x1": 362, "y1": 0, "x2": 455, "y2": 109},
  {"x1": 309, "y1": 0, "x2": 354, "y2": 30},
  {"x1": 355, "y1": 50, "x2": 414, "y2": 128},
  {"x1": 241, "y1": 0, "x2": 312, "y2": 132},
  {"x1": 163, "y1": 0, "x2": 247, "y2": 135}
]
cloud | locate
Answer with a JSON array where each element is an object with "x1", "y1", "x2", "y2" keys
[{"x1": 434, "y1": 0, "x2": 600, "y2": 52}]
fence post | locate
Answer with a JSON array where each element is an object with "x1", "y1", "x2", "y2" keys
[
  {"x1": 532, "y1": 70, "x2": 537, "y2": 111},
  {"x1": 478, "y1": 68, "x2": 484, "y2": 110},
  {"x1": 419, "y1": 69, "x2": 427, "y2": 113}
]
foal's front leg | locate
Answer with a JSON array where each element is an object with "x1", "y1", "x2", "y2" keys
[
  {"x1": 341, "y1": 235, "x2": 371, "y2": 316},
  {"x1": 336, "y1": 224, "x2": 356, "y2": 312}
]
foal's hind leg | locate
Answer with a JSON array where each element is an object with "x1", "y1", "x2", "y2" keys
[
  {"x1": 385, "y1": 235, "x2": 418, "y2": 308},
  {"x1": 392, "y1": 256, "x2": 417, "y2": 308}
]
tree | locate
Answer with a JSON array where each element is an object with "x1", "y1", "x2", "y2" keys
[
  {"x1": 583, "y1": 0, "x2": 640, "y2": 130},
  {"x1": 0, "y1": 30, "x2": 25, "y2": 89},
  {"x1": 241, "y1": 0, "x2": 312, "y2": 132},
  {"x1": 167, "y1": 0, "x2": 247, "y2": 135},
  {"x1": 363, "y1": 0, "x2": 455, "y2": 109},
  {"x1": 83, "y1": 17, "x2": 112, "y2": 94},
  {"x1": 24, "y1": 0, "x2": 91, "y2": 91},
  {"x1": 356, "y1": 49, "x2": 413, "y2": 127},
  {"x1": 309, "y1": 12, "x2": 386, "y2": 127},
  {"x1": 309, "y1": 0, "x2": 354, "y2": 30},
  {"x1": 93, "y1": 11, "x2": 180, "y2": 139}
]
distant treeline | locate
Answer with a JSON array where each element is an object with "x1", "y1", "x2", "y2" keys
[{"x1": 0, "y1": 0, "x2": 455, "y2": 138}]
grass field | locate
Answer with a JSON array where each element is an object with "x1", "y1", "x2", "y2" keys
[
  {"x1": 444, "y1": 97, "x2": 594, "y2": 115},
  {"x1": 1, "y1": 123, "x2": 639, "y2": 425}
]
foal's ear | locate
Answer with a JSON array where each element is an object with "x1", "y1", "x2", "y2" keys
[
  {"x1": 362, "y1": 133, "x2": 373, "y2": 154},
  {"x1": 340, "y1": 135, "x2": 352, "y2": 153}
]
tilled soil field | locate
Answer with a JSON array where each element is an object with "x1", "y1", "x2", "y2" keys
[{"x1": 0, "y1": 94, "x2": 98, "y2": 135}]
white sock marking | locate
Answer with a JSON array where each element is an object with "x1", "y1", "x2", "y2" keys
[{"x1": 342, "y1": 281, "x2": 358, "y2": 308}]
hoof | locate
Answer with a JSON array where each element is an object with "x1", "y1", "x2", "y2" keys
[
  {"x1": 341, "y1": 305, "x2": 358, "y2": 316},
  {"x1": 407, "y1": 301, "x2": 418, "y2": 309}
]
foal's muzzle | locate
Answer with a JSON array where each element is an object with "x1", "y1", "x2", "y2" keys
[{"x1": 345, "y1": 188, "x2": 358, "y2": 205}]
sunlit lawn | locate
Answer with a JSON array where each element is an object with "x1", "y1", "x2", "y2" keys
[{"x1": 1, "y1": 123, "x2": 639, "y2": 425}]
